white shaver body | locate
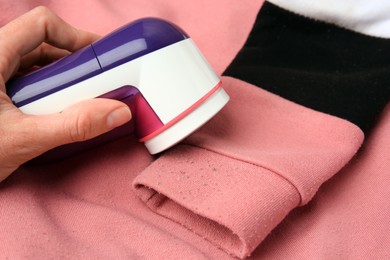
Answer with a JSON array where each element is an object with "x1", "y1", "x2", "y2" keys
[{"x1": 7, "y1": 18, "x2": 229, "y2": 157}]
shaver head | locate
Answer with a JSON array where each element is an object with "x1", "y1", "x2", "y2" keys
[{"x1": 7, "y1": 18, "x2": 229, "y2": 158}]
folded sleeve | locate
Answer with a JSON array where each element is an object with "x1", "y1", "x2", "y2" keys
[{"x1": 133, "y1": 77, "x2": 363, "y2": 258}]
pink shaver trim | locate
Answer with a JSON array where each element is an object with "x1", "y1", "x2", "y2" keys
[{"x1": 139, "y1": 81, "x2": 223, "y2": 142}]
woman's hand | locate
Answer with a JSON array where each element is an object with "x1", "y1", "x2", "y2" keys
[{"x1": 0, "y1": 6, "x2": 131, "y2": 182}]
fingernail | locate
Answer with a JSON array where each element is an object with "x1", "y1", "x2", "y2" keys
[{"x1": 107, "y1": 107, "x2": 131, "y2": 129}]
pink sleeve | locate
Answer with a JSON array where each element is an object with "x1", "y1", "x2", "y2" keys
[{"x1": 133, "y1": 76, "x2": 364, "y2": 258}]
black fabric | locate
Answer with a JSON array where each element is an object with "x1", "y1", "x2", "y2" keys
[{"x1": 223, "y1": 2, "x2": 390, "y2": 133}]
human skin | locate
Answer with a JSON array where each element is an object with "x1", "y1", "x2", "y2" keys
[{"x1": 0, "y1": 6, "x2": 132, "y2": 182}]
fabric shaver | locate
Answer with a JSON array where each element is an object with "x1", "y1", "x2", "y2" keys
[{"x1": 7, "y1": 18, "x2": 229, "y2": 158}]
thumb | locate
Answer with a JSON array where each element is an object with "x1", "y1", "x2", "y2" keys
[
  {"x1": 0, "y1": 98, "x2": 131, "y2": 181},
  {"x1": 36, "y1": 98, "x2": 132, "y2": 148}
]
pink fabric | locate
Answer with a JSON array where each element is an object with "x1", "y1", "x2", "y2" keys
[
  {"x1": 253, "y1": 102, "x2": 390, "y2": 259},
  {"x1": 133, "y1": 77, "x2": 363, "y2": 258},
  {"x1": 1, "y1": 0, "x2": 389, "y2": 259}
]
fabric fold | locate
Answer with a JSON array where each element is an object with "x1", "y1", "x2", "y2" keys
[
  {"x1": 133, "y1": 77, "x2": 364, "y2": 258},
  {"x1": 133, "y1": 145, "x2": 300, "y2": 258}
]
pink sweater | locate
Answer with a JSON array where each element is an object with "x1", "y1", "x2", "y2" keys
[{"x1": 1, "y1": 0, "x2": 389, "y2": 259}]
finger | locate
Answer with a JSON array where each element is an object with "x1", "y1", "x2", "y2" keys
[
  {"x1": 18, "y1": 43, "x2": 71, "y2": 71},
  {"x1": 0, "y1": 6, "x2": 99, "y2": 80},
  {"x1": 0, "y1": 6, "x2": 99, "y2": 54},
  {"x1": 0, "y1": 98, "x2": 131, "y2": 175},
  {"x1": 24, "y1": 98, "x2": 131, "y2": 151}
]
